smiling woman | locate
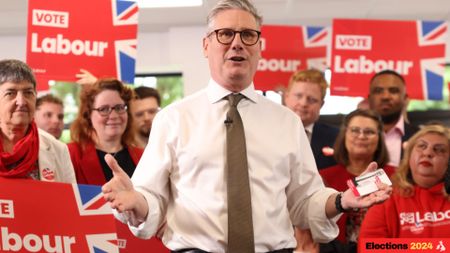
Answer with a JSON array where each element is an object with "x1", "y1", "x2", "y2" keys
[
  {"x1": 317, "y1": 109, "x2": 394, "y2": 253},
  {"x1": 67, "y1": 78, "x2": 144, "y2": 185}
]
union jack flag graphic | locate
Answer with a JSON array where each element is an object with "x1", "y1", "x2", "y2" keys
[
  {"x1": 0, "y1": 178, "x2": 120, "y2": 253},
  {"x1": 73, "y1": 184, "x2": 119, "y2": 253},
  {"x1": 111, "y1": 0, "x2": 138, "y2": 84},
  {"x1": 72, "y1": 184, "x2": 112, "y2": 216},
  {"x1": 303, "y1": 26, "x2": 330, "y2": 47},
  {"x1": 303, "y1": 26, "x2": 330, "y2": 70},
  {"x1": 112, "y1": 0, "x2": 138, "y2": 26},
  {"x1": 420, "y1": 57, "x2": 445, "y2": 100},
  {"x1": 86, "y1": 233, "x2": 120, "y2": 253},
  {"x1": 115, "y1": 39, "x2": 137, "y2": 84},
  {"x1": 417, "y1": 21, "x2": 447, "y2": 46},
  {"x1": 417, "y1": 21, "x2": 448, "y2": 100},
  {"x1": 306, "y1": 57, "x2": 328, "y2": 72}
]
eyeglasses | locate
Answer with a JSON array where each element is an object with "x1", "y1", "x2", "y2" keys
[
  {"x1": 414, "y1": 140, "x2": 449, "y2": 156},
  {"x1": 208, "y1": 28, "x2": 261, "y2": 46},
  {"x1": 347, "y1": 126, "x2": 378, "y2": 138},
  {"x1": 92, "y1": 104, "x2": 127, "y2": 116}
]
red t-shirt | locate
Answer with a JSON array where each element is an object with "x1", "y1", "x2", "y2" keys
[{"x1": 360, "y1": 183, "x2": 450, "y2": 238}]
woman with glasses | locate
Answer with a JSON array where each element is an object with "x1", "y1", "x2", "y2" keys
[
  {"x1": 360, "y1": 124, "x2": 450, "y2": 239},
  {"x1": 318, "y1": 109, "x2": 395, "y2": 253},
  {"x1": 68, "y1": 78, "x2": 143, "y2": 185}
]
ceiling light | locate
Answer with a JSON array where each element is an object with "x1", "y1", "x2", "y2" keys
[{"x1": 137, "y1": 0, "x2": 203, "y2": 8}]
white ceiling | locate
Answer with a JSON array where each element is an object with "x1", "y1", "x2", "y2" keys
[{"x1": 2, "y1": 0, "x2": 450, "y2": 35}]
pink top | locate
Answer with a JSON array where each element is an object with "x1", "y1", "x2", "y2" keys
[{"x1": 384, "y1": 115, "x2": 405, "y2": 167}]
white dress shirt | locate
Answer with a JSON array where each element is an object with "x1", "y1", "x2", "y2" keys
[
  {"x1": 304, "y1": 123, "x2": 314, "y2": 143},
  {"x1": 127, "y1": 79, "x2": 339, "y2": 252}
]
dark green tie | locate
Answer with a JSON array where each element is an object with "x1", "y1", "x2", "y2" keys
[{"x1": 226, "y1": 93, "x2": 255, "y2": 253}]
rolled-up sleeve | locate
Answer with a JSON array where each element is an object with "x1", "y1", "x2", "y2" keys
[
  {"x1": 287, "y1": 122, "x2": 340, "y2": 243},
  {"x1": 307, "y1": 187, "x2": 340, "y2": 242}
]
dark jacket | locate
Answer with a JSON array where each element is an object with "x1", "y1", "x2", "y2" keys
[{"x1": 310, "y1": 123, "x2": 339, "y2": 170}]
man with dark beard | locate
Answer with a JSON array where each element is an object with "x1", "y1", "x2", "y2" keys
[
  {"x1": 130, "y1": 87, "x2": 161, "y2": 148},
  {"x1": 368, "y1": 70, "x2": 418, "y2": 167}
]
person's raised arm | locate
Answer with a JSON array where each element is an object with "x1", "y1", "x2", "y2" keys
[
  {"x1": 75, "y1": 69, "x2": 98, "y2": 85},
  {"x1": 325, "y1": 162, "x2": 392, "y2": 218},
  {"x1": 102, "y1": 154, "x2": 149, "y2": 226}
]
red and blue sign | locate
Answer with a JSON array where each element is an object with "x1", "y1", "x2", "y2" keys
[
  {"x1": 0, "y1": 178, "x2": 169, "y2": 253},
  {"x1": 330, "y1": 19, "x2": 447, "y2": 100},
  {"x1": 26, "y1": 0, "x2": 138, "y2": 90},
  {"x1": 0, "y1": 178, "x2": 119, "y2": 252},
  {"x1": 254, "y1": 25, "x2": 329, "y2": 91}
]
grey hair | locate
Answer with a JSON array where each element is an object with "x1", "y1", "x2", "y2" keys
[
  {"x1": 206, "y1": 0, "x2": 263, "y2": 31},
  {"x1": 0, "y1": 59, "x2": 36, "y2": 88}
]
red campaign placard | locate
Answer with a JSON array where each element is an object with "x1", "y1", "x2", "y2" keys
[
  {"x1": 0, "y1": 178, "x2": 118, "y2": 252},
  {"x1": 254, "y1": 25, "x2": 329, "y2": 91},
  {"x1": 330, "y1": 19, "x2": 447, "y2": 100},
  {"x1": 360, "y1": 238, "x2": 450, "y2": 253},
  {"x1": 26, "y1": 0, "x2": 138, "y2": 90},
  {"x1": 0, "y1": 178, "x2": 169, "y2": 253}
]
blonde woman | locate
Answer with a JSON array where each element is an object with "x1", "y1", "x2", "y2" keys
[{"x1": 360, "y1": 124, "x2": 450, "y2": 238}]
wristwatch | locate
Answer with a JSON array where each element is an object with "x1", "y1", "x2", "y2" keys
[{"x1": 335, "y1": 192, "x2": 351, "y2": 213}]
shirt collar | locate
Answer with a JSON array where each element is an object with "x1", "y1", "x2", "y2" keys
[
  {"x1": 389, "y1": 114, "x2": 405, "y2": 135},
  {"x1": 304, "y1": 123, "x2": 314, "y2": 133},
  {"x1": 206, "y1": 78, "x2": 258, "y2": 104}
]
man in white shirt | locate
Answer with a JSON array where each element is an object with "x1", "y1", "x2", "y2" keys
[
  {"x1": 368, "y1": 70, "x2": 419, "y2": 167},
  {"x1": 102, "y1": 1, "x2": 391, "y2": 252}
]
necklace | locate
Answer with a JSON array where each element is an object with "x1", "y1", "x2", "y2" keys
[
  {"x1": 109, "y1": 148, "x2": 124, "y2": 158},
  {"x1": 96, "y1": 142, "x2": 123, "y2": 154},
  {"x1": 96, "y1": 147, "x2": 123, "y2": 159},
  {"x1": 109, "y1": 151, "x2": 118, "y2": 158}
]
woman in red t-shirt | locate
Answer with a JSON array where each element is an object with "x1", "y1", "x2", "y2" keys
[{"x1": 360, "y1": 124, "x2": 450, "y2": 239}]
